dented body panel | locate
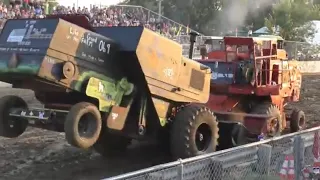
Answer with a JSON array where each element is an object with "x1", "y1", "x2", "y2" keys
[{"x1": 95, "y1": 27, "x2": 211, "y2": 104}]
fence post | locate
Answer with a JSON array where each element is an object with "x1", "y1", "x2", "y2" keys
[
  {"x1": 293, "y1": 135, "x2": 305, "y2": 180},
  {"x1": 177, "y1": 158, "x2": 184, "y2": 180},
  {"x1": 256, "y1": 144, "x2": 272, "y2": 175}
]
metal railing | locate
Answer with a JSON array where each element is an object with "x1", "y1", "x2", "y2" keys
[
  {"x1": 104, "y1": 126, "x2": 320, "y2": 180},
  {"x1": 105, "y1": 5, "x2": 203, "y2": 39},
  {"x1": 176, "y1": 36, "x2": 320, "y2": 61},
  {"x1": 284, "y1": 41, "x2": 320, "y2": 61}
]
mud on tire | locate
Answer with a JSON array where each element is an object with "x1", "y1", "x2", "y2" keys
[
  {"x1": 0, "y1": 95, "x2": 28, "y2": 138},
  {"x1": 170, "y1": 104, "x2": 219, "y2": 159},
  {"x1": 64, "y1": 102, "x2": 102, "y2": 149}
]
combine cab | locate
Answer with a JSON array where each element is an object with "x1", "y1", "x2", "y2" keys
[
  {"x1": 198, "y1": 36, "x2": 224, "y2": 60},
  {"x1": 196, "y1": 35, "x2": 304, "y2": 147},
  {"x1": 0, "y1": 15, "x2": 219, "y2": 159}
]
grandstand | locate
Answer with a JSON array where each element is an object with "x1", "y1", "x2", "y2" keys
[
  {"x1": 0, "y1": 1, "x2": 195, "y2": 40},
  {"x1": 0, "y1": 1, "x2": 204, "y2": 56}
]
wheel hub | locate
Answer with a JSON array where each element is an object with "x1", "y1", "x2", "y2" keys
[
  {"x1": 78, "y1": 113, "x2": 97, "y2": 138},
  {"x1": 299, "y1": 117, "x2": 305, "y2": 130},
  {"x1": 266, "y1": 118, "x2": 279, "y2": 135},
  {"x1": 8, "y1": 119, "x2": 16, "y2": 128},
  {"x1": 198, "y1": 133, "x2": 204, "y2": 142},
  {"x1": 195, "y1": 123, "x2": 211, "y2": 152}
]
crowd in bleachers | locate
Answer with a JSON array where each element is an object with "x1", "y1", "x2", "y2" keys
[{"x1": 0, "y1": 0, "x2": 191, "y2": 39}]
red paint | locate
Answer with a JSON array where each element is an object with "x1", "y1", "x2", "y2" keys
[{"x1": 196, "y1": 36, "x2": 300, "y2": 135}]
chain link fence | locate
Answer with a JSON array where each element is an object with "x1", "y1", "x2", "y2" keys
[
  {"x1": 176, "y1": 35, "x2": 219, "y2": 59},
  {"x1": 284, "y1": 41, "x2": 320, "y2": 61},
  {"x1": 176, "y1": 35, "x2": 320, "y2": 61},
  {"x1": 103, "y1": 126, "x2": 320, "y2": 180},
  {"x1": 105, "y1": 5, "x2": 202, "y2": 40}
]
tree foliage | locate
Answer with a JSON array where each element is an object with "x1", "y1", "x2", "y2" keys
[
  {"x1": 264, "y1": 0, "x2": 320, "y2": 41},
  {"x1": 121, "y1": 0, "x2": 319, "y2": 41}
]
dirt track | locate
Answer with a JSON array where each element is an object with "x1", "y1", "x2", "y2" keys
[{"x1": 0, "y1": 75, "x2": 320, "y2": 180}]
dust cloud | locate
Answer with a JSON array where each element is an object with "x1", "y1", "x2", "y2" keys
[{"x1": 219, "y1": 0, "x2": 275, "y2": 33}]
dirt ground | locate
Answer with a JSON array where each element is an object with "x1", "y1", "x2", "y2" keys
[{"x1": 0, "y1": 75, "x2": 319, "y2": 180}]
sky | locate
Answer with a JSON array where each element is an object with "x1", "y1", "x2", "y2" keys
[
  {"x1": 56, "y1": 0, "x2": 123, "y2": 8},
  {"x1": 312, "y1": 21, "x2": 320, "y2": 44}
]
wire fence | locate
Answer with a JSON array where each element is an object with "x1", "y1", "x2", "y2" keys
[
  {"x1": 103, "y1": 126, "x2": 320, "y2": 180},
  {"x1": 284, "y1": 41, "x2": 320, "y2": 61},
  {"x1": 176, "y1": 35, "x2": 320, "y2": 61},
  {"x1": 106, "y1": 5, "x2": 202, "y2": 39}
]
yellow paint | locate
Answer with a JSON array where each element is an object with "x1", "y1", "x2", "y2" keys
[
  {"x1": 159, "y1": 117, "x2": 167, "y2": 127},
  {"x1": 135, "y1": 28, "x2": 211, "y2": 103},
  {"x1": 85, "y1": 77, "x2": 116, "y2": 111}
]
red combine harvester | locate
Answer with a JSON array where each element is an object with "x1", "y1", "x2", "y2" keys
[{"x1": 192, "y1": 34, "x2": 305, "y2": 147}]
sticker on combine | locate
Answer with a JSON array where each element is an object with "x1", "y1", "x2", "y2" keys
[
  {"x1": 7, "y1": 29, "x2": 27, "y2": 42},
  {"x1": 211, "y1": 72, "x2": 233, "y2": 80}
]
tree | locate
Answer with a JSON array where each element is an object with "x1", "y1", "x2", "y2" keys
[
  {"x1": 264, "y1": 0, "x2": 320, "y2": 41},
  {"x1": 46, "y1": 0, "x2": 59, "y2": 14},
  {"x1": 121, "y1": 0, "x2": 223, "y2": 34},
  {"x1": 120, "y1": 0, "x2": 320, "y2": 39},
  {"x1": 163, "y1": 0, "x2": 222, "y2": 34}
]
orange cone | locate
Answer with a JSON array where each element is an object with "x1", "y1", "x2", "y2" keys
[
  {"x1": 279, "y1": 155, "x2": 290, "y2": 179},
  {"x1": 287, "y1": 155, "x2": 295, "y2": 180},
  {"x1": 302, "y1": 167, "x2": 310, "y2": 180}
]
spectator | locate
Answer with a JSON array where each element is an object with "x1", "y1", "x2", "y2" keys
[{"x1": 0, "y1": 1, "x2": 192, "y2": 40}]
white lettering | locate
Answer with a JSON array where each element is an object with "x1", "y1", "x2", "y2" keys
[
  {"x1": 106, "y1": 43, "x2": 110, "y2": 54},
  {"x1": 39, "y1": 112, "x2": 45, "y2": 119},
  {"x1": 20, "y1": 111, "x2": 26, "y2": 116},
  {"x1": 99, "y1": 40, "x2": 105, "y2": 52},
  {"x1": 80, "y1": 34, "x2": 97, "y2": 48},
  {"x1": 212, "y1": 72, "x2": 233, "y2": 80},
  {"x1": 98, "y1": 81, "x2": 104, "y2": 93},
  {"x1": 18, "y1": 41, "x2": 31, "y2": 46},
  {"x1": 45, "y1": 57, "x2": 55, "y2": 64},
  {"x1": 69, "y1": 27, "x2": 79, "y2": 36},
  {"x1": 98, "y1": 40, "x2": 111, "y2": 54},
  {"x1": 111, "y1": 113, "x2": 118, "y2": 120},
  {"x1": 163, "y1": 68, "x2": 174, "y2": 79}
]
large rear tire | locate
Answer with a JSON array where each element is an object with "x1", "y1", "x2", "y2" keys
[
  {"x1": 64, "y1": 102, "x2": 102, "y2": 149},
  {"x1": 170, "y1": 104, "x2": 219, "y2": 159},
  {"x1": 233, "y1": 103, "x2": 281, "y2": 145},
  {"x1": 0, "y1": 95, "x2": 28, "y2": 138},
  {"x1": 290, "y1": 109, "x2": 305, "y2": 133},
  {"x1": 251, "y1": 103, "x2": 282, "y2": 138}
]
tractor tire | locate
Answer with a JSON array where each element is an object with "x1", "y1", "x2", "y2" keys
[
  {"x1": 251, "y1": 103, "x2": 282, "y2": 138},
  {"x1": 0, "y1": 95, "x2": 28, "y2": 138},
  {"x1": 170, "y1": 104, "x2": 219, "y2": 159},
  {"x1": 93, "y1": 128, "x2": 132, "y2": 157},
  {"x1": 290, "y1": 109, "x2": 305, "y2": 133},
  {"x1": 64, "y1": 102, "x2": 102, "y2": 149}
]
